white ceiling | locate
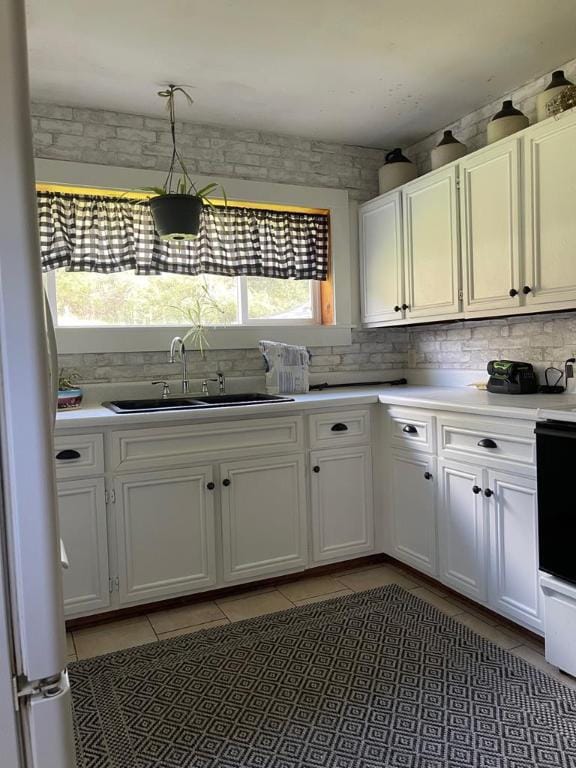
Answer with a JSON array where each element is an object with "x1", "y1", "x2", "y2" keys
[{"x1": 25, "y1": 0, "x2": 576, "y2": 148}]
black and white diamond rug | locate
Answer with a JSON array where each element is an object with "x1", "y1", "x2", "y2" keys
[{"x1": 69, "y1": 585, "x2": 576, "y2": 767}]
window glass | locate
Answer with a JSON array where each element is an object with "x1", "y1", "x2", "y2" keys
[{"x1": 246, "y1": 276, "x2": 315, "y2": 321}]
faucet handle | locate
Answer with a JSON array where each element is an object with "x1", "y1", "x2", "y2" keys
[{"x1": 152, "y1": 381, "x2": 171, "y2": 399}]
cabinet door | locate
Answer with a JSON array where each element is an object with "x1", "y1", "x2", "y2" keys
[
  {"x1": 57, "y1": 478, "x2": 109, "y2": 616},
  {"x1": 460, "y1": 138, "x2": 522, "y2": 313},
  {"x1": 114, "y1": 466, "x2": 216, "y2": 605},
  {"x1": 359, "y1": 191, "x2": 404, "y2": 324},
  {"x1": 524, "y1": 112, "x2": 576, "y2": 306},
  {"x1": 486, "y1": 470, "x2": 542, "y2": 631},
  {"x1": 221, "y1": 454, "x2": 307, "y2": 582},
  {"x1": 403, "y1": 166, "x2": 461, "y2": 319},
  {"x1": 437, "y1": 460, "x2": 487, "y2": 601},
  {"x1": 310, "y1": 446, "x2": 374, "y2": 563},
  {"x1": 389, "y1": 451, "x2": 437, "y2": 576}
]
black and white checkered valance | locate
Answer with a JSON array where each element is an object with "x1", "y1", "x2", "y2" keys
[{"x1": 37, "y1": 192, "x2": 329, "y2": 280}]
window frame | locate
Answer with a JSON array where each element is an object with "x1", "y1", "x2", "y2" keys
[{"x1": 36, "y1": 159, "x2": 354, "y2": 352}]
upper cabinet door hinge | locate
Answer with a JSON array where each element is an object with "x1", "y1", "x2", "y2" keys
[{"x1": 458, "y1": 289, "x2": 464, "y2": 300}]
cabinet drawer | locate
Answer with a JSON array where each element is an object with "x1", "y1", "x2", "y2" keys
[
  {"x1": 389, "y1": 408, "x2": 434, "y2": 453},
  {"x1": 111, "y1": 416, "x2": 303, "y2": 472},
  {"x1": 438, "y1": 416, "x2": 535, "y2": 469},
  {"x1": 53, "y1": 433, "x2": 104, "y2": 479},
  {"x1": 308, "y1": 409, "x2": 371, "y2": 448}
]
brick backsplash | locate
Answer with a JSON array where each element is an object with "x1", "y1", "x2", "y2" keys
[
  {"x1": 58, "y1": 328, "x2": 409, "y2": 385},
  {"x1": 405, "y1": 56, "x2": 576, "y2": 173},
  {"x1": 34, "y1": 56, "x2": 576, "y2": 384}
]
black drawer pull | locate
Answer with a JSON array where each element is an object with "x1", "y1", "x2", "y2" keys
[
  {"x1": 478, "y1": 438, "x2": 497, "y2": 449},
  {"x1": 472, "y1": 485, "x2": 482, "y2": 495},
  {"x1": 484, "y1": 488, "x2": 494, "y2": 498},
  {"x1": 206, "y1": 482, "x2": 215, "y2": 491},
  {"x1": 424, "y1": 471, "x2": 433, "y2": 480},
  {"x1": 331, "y1": 423, "x2": 349, "y2": 432},
  {"x1": 522, "y1": 286, "x2": 532, "y2": 295},
  {"x1": 222, "y1": 478, "x2": 231, "y2": 487},
  {"x1": 56, "y1": 449, "x2": 81, "y2": 461},
  {"x1": 394, "y1": 305, "x2": 401, "y2": 312},
  {"x1": 402, "y1": 303, "x2": 409, "y2": 311},
  {"x1": 313, "y1": 465, "x2": 320, "y2": 473},
  {"x1": 509, "y1": 288, "x2": 518, "y2": 297},
  {"x1": 402, "y1": 424, "x2": 418, "y2": 434}
]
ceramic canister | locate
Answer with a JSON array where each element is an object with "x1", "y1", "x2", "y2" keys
[
  {"x1": 378, "y1": 148, "x2": 417, "y2": 194},
  {"x1": 430, "y1": 130, "x2": 467, "y2": 170},
  {"x1": 536, "y1": 70, "x2": 574, "y2": 121},
  {"x1": 487, "y1": 100, "x2": 529, "y2": 144}
]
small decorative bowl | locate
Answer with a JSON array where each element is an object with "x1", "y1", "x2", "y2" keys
[{"x1": 57, "y1": 388, "x2": 83, "y2": 410}]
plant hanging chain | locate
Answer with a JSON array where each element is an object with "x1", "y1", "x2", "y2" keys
[{"x1": 158, "y1": 85, "x2": 197, "y2": 195}]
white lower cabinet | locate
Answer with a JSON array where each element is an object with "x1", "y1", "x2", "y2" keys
[
  {"x1": 220, "y1": 453, "x2": 307, "y2": 582},
  {"x1": 57, "y1": 477, "x2": 110, "y2": 617},
  {"x1": 486, "y1": 469, "x2": 542, "y2": 631},
  {"x1": 437, "y1": 459, "x2": 488, "y2": 602},
  {"x1": 114, "y1": 466, "x2": 216, "y2": 605},
  {"x1": 389, "y1": 451, "x2": 437, "y2": 575},
  {"x1": 310, "y1": 446, "x2": 374, "y2": 563}
]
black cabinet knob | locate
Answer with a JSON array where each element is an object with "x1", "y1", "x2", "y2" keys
[
  {"x1": 222, "y1": 478, "x2": 231, "y2": 487},
  {"x1": 424, "y1": 471, "x2": 433, "y2": 480},
  {"x1": 313, "y1": 465, "x2": 320, "y2": 473},
  {"x1": 478, "y1": 438, "x2": 497, "y2": 449},
  {"x1": 402, "y1": 304, "x2": 409, "y2": 311},
  {"x1": 472, "y1": 485, "x2": 482, "y2": 494},
  {"x1": 56, "y1": 449, "x2": 81, "y2": 461},
  {"x1": 394, "y1": 305, "x2": 401, "y2": 312},
  {"x1": 206, "y1": 481, "x2": 215, "y2": 490},
  {"x1": 331, "y1": 423, "x2": 349, "y2": 432},
  {"x1": 484, "y1": 488, "x2": 494, "y2": 498},
  {"x1": 522, "y1": 286, "x2": 532, "y2": 295},
  {"x1": 509, "y1": 288, "x2": 518, "y2": 297},
  {"x1": 402, "y1": 424, "x2": 418, "y2": 434}
]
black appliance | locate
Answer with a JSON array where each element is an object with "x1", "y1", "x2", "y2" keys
[
  {"x1": 487, "y1": 360, "x2": 538, "y2": 394},
  {"x1": 536, "y1": 420, "x2": 576, "y2": 585}
]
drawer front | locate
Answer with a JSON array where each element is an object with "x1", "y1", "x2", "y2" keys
[
  {"x1": 389, "y1": 408, "x2": 434, "y2": 453},
  {"x1": 54, "y1": 433, "x2": 104, "y2": 479},
  {"x1": 438, "y1": 416, "x2": 535, "y2": 468},
  {"x1": 309, "y1": 409, "x2": 371, "y2": 448},
  {"x1": 111, "y1": 416, "x2": 304, "y2": 472}
]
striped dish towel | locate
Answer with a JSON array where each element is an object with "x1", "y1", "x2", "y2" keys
[{"x1": 259, "y1": 340, "x2": 311, "y2": 394}]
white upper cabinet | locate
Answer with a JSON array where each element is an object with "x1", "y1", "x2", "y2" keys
[
  {"x1": 359, "y1": 191, "x2": 404, "y2": 324},
  {"x1": 460, "y1": 138, "x2": 522, "y2": 314},
  {"x1": 402, "y1": 166, "x2": 461, "y2": 320},
  {"x1": 524, "y1": 111, "x2": 576, "y2": 306},
  {"x1": 220, "y1": 454, "x2": 307, "y2": 583}
]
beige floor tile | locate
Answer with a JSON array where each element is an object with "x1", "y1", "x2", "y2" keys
[
  {"x1": 556, "y1": 670, "x2": 576, "y2": 690},
  {"x1": 73, "y1": 617, "x2": 157, "y2": 660},
  {"x1": 148, "y1": 601, "x2": 225, "y2": 634},
  {"x1": 294, "y1": 589, "x2": 354, "y2": 606},
  {"x1": 216, "y1": 585, "x2": 276, "y2": 605},
  {"x1": 337, "y1": 565, "x2": 418, "y2": 592},
  {"x1": 67, "y1": 654, "x2": 77, "y2": 664},
  {"x1": 66, "y1": 633, "x2": 76, "y2": 656},
  {"x1": 157, "y1": 618, "x2": 230, "y2": 640},
  {"x1": 277, "y1": 575, "x2": 346, "y2": 602},
  {"x1": 217, "y1": 590, "x2": 293, "y2": 622},
  {"x1": 444, "y1": 596, "x2": 500, "y2": 625},
  {"x1": 494, "y1": 624, "x2": 544, "y2": 652},
  {"x1": 409, "y1": 587, "x2": 465, "y2": 616},
  {"x1": 511, "y1": 644, "x2": 560, "y2": 677},
  {"x1": 455, "y1": 613, "x2": 523, "y2": 649}
]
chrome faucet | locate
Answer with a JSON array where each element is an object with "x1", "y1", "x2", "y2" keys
[
  {"x1": 169, "y1": 336, "x2": 190, "y2": 394},
  {"x1": 201, "y1": 371, "x2": 226, "y2": 395}
]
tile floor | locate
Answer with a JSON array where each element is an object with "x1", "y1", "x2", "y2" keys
[{"x1": 66, "y1": 561, "x2": 576, "y2": 690}]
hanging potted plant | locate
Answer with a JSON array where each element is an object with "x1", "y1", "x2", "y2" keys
[{"x1": 145, "y1": 85, "x2": 226, "y2": 241}]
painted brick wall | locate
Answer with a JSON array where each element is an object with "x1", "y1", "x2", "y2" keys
[
  {"x1": 30, "y1": 102, "x2": 386, "y2": 203},
  {"x1": 405, "y1": 56, "x2": 576, "y2": 174}
]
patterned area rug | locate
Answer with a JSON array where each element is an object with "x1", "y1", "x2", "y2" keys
[{"x1": 69, "y1": 585, "x2": 576, "y2": 767}]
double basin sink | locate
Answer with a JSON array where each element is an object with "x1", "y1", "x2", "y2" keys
[{"x1": 103, "y1": 392, "x2": 294, "y2": 414}]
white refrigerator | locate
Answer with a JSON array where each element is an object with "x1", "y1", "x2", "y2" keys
[{"x1": 0, "y1": 0, "x2": 77, "y2": 765}]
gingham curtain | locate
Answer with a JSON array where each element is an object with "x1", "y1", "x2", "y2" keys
[{"x1": 37, "y1": 192, "x2": 329, "y2": 280}]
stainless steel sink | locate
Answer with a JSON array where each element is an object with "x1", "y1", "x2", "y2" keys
[{"x1": 102, "y1": 393, "x2": 294, "y2": 413}]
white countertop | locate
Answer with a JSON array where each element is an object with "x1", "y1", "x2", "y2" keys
[{"x1": 55, "y1": 385, "x2": 576, "y2": 430}]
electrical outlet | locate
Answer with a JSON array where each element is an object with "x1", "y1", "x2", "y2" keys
[{"x1": 566, "y1": 357, "x2": 575, "y2": 379}]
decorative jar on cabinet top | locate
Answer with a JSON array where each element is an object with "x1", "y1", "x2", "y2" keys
[
  {"x1": 378, "y1": 149, "x2": 417, "y2": 194},
  {"x1": 487, "y1": 100, "x2": 529, "y2": 144},
  {"x1": 430, "y1": 130, "x2": 467, "y2": 170},
  {"x1": 536, "y1": 70, "x2": 573, "y2": 121}
]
